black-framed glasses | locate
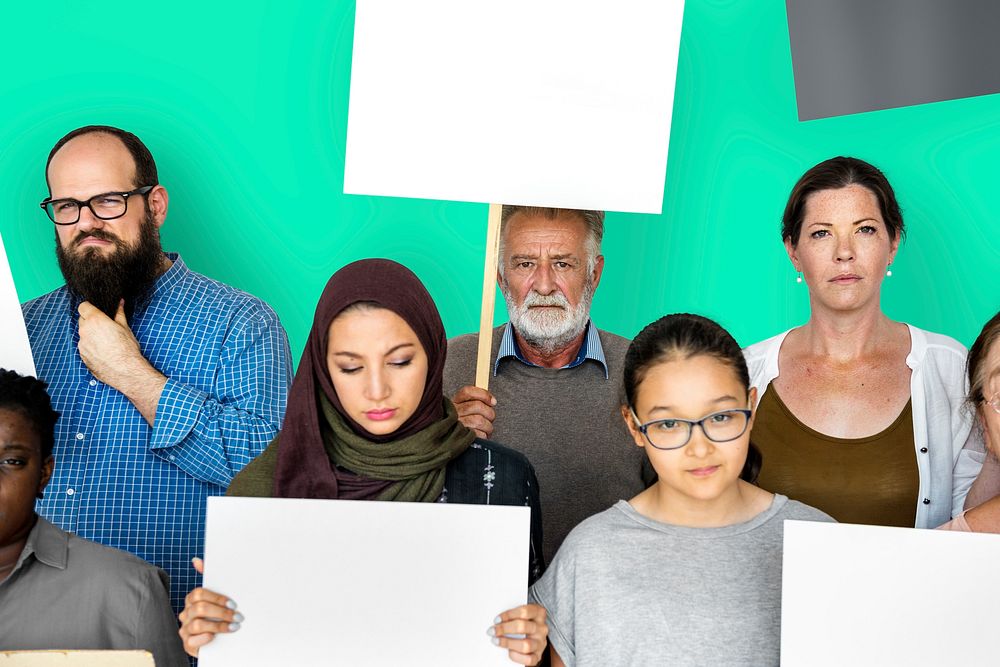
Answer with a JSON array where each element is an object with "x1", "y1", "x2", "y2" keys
[
  {"x1": 630, "y1": 408, "x2": 752, "y2": 450},
  {"x1": 39, "y1": 185, "x2": 154, "y2": 225}
]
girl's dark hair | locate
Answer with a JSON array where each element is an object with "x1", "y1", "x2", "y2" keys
[
  {"x1": 782, "y1": 156, "x2": 905, "y2": 247},
  {"x1": 623, "y1": 313, "x2": 761, "y2": 483},
  {"x1": 968, "y1": 310, "x2": 1000, "y2": 410},
  {"x1": 0, "y1": 369, "x2": 59, "y2": 461}
]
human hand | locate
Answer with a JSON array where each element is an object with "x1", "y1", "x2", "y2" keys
[
  {"x1": 452, "y1": 385, "x2": 497, "y2": 439},
  {"x1": 77, "y1": 300, "x2": 166, "y2": 423},
  {"x1": 487, "y1": 603, "x2": 548, "y2": 665},
  {"x1": 177, "y1": 557, "x2": 242, "y2": 657},
  {"x1": 77, "y1": 300, "x2": 149, "y2": 388}
]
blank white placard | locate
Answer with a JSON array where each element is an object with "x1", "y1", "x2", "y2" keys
[
  {"x1": 0, "y1": 231, "x2": 35, "y2": 377},
  {"x1": 344, "y1": 0, "x2": 685, "y2": 214},
  {"x1": 199, "y1": 497, "x2": 529, "y2": 667},
  {"x1": 782, "y1": 520, "x2": 1000, "y2": 666}
]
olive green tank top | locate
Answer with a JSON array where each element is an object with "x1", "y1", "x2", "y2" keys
[{"x1": 752, "y1": 384, "x2": 918, "y2": 527}]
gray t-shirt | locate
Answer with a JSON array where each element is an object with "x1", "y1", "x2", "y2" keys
[{"x1": 529, "y1": 495, "x2": 834, "y2": 666}]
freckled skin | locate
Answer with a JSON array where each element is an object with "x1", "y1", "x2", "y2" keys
[{"x1": 776, "y1": 185, "x2": 911, "y2": 438}]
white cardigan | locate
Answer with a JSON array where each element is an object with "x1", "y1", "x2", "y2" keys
[{"x1": 743, "y1": 324, "x2": 984, "y2": 529}]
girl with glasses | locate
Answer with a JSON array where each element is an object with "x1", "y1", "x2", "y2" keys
[
  {"x1": 177, "y1": 259, "x2": 548, "y2": 665},
  {"x1": 529, "y1": 313, "x2": 831, "y2": 666}
]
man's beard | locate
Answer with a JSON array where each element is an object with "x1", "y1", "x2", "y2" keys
[
  {"x1": 503, "y1": 279, "x2": 594, "y2": 355},
  {"x1": 56, "y1": 210, "x2": 165, "y2": 319}
]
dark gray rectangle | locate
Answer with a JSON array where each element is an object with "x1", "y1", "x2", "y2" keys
[{"x1": 787, "y1": 0, "x2": 1000, "y2": 120}]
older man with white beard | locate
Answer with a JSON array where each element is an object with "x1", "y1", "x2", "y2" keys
[{"x1": 443, "y1": 206, "x2": 650, "y2": 564}]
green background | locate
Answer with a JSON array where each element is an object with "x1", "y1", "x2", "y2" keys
[{"x1": 2, "y1": 1, "x2": 997, "y2": 366}]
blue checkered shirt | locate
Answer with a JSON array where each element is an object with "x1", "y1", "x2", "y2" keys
[
  {"x1": 22, "y1": 253, "x2": 292, "y2": 613},
  {"x1": 494, "y1": 320, "x2": 609, "y2": 378}
]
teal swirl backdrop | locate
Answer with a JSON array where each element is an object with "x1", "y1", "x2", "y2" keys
[{"x1": 1, "y1": 1, "x2": 997, "y2": 365}]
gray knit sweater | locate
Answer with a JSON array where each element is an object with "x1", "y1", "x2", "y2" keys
[{"x1": 444, "y1": 325, "x2": 649, "y2": 563}]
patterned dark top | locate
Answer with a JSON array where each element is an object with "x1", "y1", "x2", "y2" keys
[
  {"x1": 228, "y1": 437, "x2": 545, "y2": 584},
  {"x1": 441, "y1": 439, "x2": 545, "y2": 583}
]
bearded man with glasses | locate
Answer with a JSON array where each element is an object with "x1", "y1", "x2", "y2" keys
[
  {"x1": 22, "y1": 125, "x2": 292, "y2": 615},
  {"x1": 444, "y1": 206, "x2": 651, "y2": 565}
]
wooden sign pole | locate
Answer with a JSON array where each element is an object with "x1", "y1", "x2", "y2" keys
[{"x1": 474, "y1": 203, "x2": 503, "y2": 390}]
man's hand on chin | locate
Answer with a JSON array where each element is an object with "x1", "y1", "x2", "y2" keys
[{"x1": 78, "y1": 299, "x2": 167, "y2": 424}]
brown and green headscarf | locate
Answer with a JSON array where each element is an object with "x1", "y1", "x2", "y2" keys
[{"x1": 272, "y1": 258, "x2": 473, "y2": 501}]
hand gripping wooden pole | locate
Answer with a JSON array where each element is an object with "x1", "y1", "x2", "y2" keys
[{"x1": 474, "y1": 204, "x2": 503, "y2": 390}]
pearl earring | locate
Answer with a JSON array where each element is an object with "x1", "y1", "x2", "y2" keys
[
  {"x1": 796, "y1": 273, "x2": 803, "y2": 284},
  {"x1": 886, "y1": 267, "x2": 893, "y2": 277}
]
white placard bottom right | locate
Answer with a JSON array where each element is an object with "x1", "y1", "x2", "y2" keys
[{"x1": 781, "y1": 520, "x2": 1000, "y2": 666}]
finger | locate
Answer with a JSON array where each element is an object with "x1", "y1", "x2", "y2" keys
[
  {"x1": 503, "y1": 645, "x2": 537, "y2": 666},
  {"x1": 507, "y1": 653, "x2": 534, "y2": 666},
  {"x1": 182, "y1": 599, "x2": 239, "y2": 625},
  {"x1": 496, "y1": 604, "x2": 546, "y2": 623},
  {"x1": 78, "y1": 301, "x2": 96, "y2": 319},
  {"x1": 114, "y1": 299, "x2": 129, "y2": 327},
  {"x1": 492, "y1": 636, "x2": 543, "y2": 665},
  {"x1": 77, "y1": 301, "x2": 108, "y2": 321},
  {"x1": 455, "y1": 400, "x2": 496, "y2": 424},
  {"x1": 185, "y1": 617, "x2": 242, "y2": 636},
  {"x1": 184, "y1": 586, "x2": 237, "y2": 614},
  {"x1": 457, "y1": 413, "x2": 493, "y2": 438},
  {"x1": 192, "y1": 557, "x2": 205, "y2": 574},
  {"x1": 182, "y1": 631, "x2": 214, "y2": 657},
  {"x1": 494, "y1": 619, "x2": 543, "y2": 639},
  {"x1": 452, "y1": 385, "x2": 497, "y2": 407},
  {"x1": 493, "y1": 633, "x2": 539, "y2": 650},
  {"x1": 181, "y1": 620, "x2": 240, "y2": 658}
]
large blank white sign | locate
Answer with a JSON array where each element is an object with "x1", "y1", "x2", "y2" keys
[
  {"x1": 0, "y1": 231, "x2": 35, "y2": 377},
  {"x1": 782, "y1": 520, "x2": 999, "y2": 666},
  {"x1": 200, "y1": 497, "x2": 529, "y2": 667},
  {"x1": 344, "y1": 0, "x2": 685, "y2": 214}
]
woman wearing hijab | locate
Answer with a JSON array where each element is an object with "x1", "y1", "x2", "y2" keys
[{"x1": 178, "y1": 259, "x2": 548, "y2": 665}]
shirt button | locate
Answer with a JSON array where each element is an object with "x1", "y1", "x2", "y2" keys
[
  {"x1": 66, "y1": 488, "x2": 75, "y2": 496},
  {"x1": 169, "y1": 455, "x2": 176, "y2": 461},
  {"x1": 920, "y1": 447, "x2": 928, "y2": 453},
  {"x1": 89, "y1": 380, "x2": 97, "y2": 387},
  {"x1": 76, "y1": 433, "x2": 85, "y2": 440},
  {"x1": 923, "y1": 498, "x2": 930, "y2": 505}
]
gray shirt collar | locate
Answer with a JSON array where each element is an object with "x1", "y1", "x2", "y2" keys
[{"x1": 14, "y1": 515, "x2": 68, "y2": 574}]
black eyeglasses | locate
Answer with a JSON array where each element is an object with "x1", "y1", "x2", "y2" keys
[
  {"x1": 630, "y1": 408, "x2": 752, "y2": 450},
  {"x1": 39, "y1": 186, "x2": 154, "y2": 225}
]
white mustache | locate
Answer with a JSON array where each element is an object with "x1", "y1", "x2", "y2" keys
[{"x1": 522, "y1": 292, "x2": 569, "y2": 308}]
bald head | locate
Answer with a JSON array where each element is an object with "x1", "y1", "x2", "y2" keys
[
  {"x1": 47, "y1": 133, "x2": 140, "y2": 205},
  {"x1": 46, "y1": 125, "x2": 158, "y2": 195}
]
